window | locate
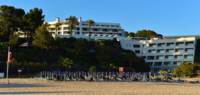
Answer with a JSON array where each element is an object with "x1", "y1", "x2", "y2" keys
[
  {"x1": 156, "y1": 56, "x2": 164, "y2": 60},
  {"x1": 111, "y1": 25, "x2": 115, "y2": 27},
  {"x1": 148, "y1": 49, "x2": 155, "y2": 53},
  {"x1": 112, "y1": 29, "x2": 118, "y2": 32},
  {"x1": 111, "y1": 25, "x2": 119, "y2": 27},
  {"x1": 176, "y1": 42, "x2": 184, "y2": 46},
  {"x1": 167, "y1": 43, "x2": 174, "y2": 47},
  {"x1": 49, "y1": 28, "x2": 55, "y2": 31},
  {"x1": 184, "y1": 55, "x2": 193, "y2": 59},
  {"x1": 76, "y1": 28, "x2": 80, "y2": 30},
  {"x1": 63, "y1": 31, "x2": 68, "y2": 34},
  {"x1": 157, "y1": 49, "x2": 165, "y2": 53},
  {"x1": 148, "y1": 50, "x2": 152, "y2": 53},
  {"x1": 175, "y1": 55, "x2": 183, "y2": 59},
  {"x1": 173, "y1": 62, "x2": 177, "y2": 65},
  {"x1": 102, "y1": 29, "x2": 108, "y2": 32},
  {"x1": 56, "y1": 27, "x2": 61, "y2": 30},
  {"x1": 135, "y1": 50, "x2": 140, "y2": 54},
  {"x1": 133, "y1": 45, "x2": 140, "y2": 48},
  {"x1": 157, "y1": 50, "x2": 160, "y2": 53},
  {"x1": 164, "y1": 62, "x2": 171, "y2": 66},
  {"x1": 63, "y1": 27, "x2": 68, "y2": 30},
  {"x1": 174, "y1": 61, "x2": 182, "y2": 65},
  {"x1": 186, "y1": 42, "x2": 194, "y2": 46},
  {"x1": 166, "y1": 55, "x2": 174, "y2": 59},
  {"x1": 83, "y1": 28, "x2": 87, "y2": 31},
  {"x1": 147, "y1": 56, "x2": 154, "y2": 60},
  {"x1": 154, "y1": 62, "x2": 162, "y2": 66},
  {"x1": 185, "y1": 48, "x2": 194, "y2": 53},
  {"x1": 146, "y1": 62, "x2": 153, "y2": 66},
  {"x1": 148, "y1": 49, "x2": 156, "y2": 53},
  {"x1": 157, "y1": 43, "x2": 165, "y2": 47},
  {"x1": 175, "y1": 49, "x2": 184, "y2": 53},
  {"x1": 166, "y1": 49, "x2": 174, "y2": 53},
  {"x1": 118, "y1": 33, "x2": 122, "y2": 36},
  {"x1": 149, "y1": 44, "x2": 156, "y2": 47},
  {"x1": 102, "y1": 25, "x2": 109, "y2": 27},
  {"x1": 93, "y1": 28, "x2": 98, "y2": 31}
]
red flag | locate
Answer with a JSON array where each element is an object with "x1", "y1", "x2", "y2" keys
[{"x1": 7, "y1": 47, "x2": 12, "y2": 64}]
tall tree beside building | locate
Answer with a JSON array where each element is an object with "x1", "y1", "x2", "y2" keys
[
  {"x1": 86, "y1": 19, "x2": 95, "y2": 39},
  {"x1": 194, "y1": 38, "x2": 200, "y2": 64},
  {"x1": 66, "y1": 16, "x2": 79, "y2": 36},
  {"x1": 24, "y1": 8, "x2": 45, "y2": 44},
  {"x1": 32, "y1": 24, "x2": 54, "y2": 49},
  {"x1": 0, "y1": 5, "x2": 25, "y2": 41},
  {"x1": 24, "y1": 8, "x2": 44, "y2": 33}
]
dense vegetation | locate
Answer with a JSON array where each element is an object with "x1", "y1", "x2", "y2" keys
[
  {"x1": 0, "y1": 5, "x2": 149, "y2": 76},
  {"x1": 173, "y1": 62, "x2": 198, "y2": 78},
  {"x1": 0, "y1": 5, "x2": 44, "y2": 42},
  {"x1": 0, "y1": 36, "x2": 149, "y2": 75}
]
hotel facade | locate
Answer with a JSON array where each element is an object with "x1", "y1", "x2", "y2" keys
[
  {"x1": 46, "y1": 17, "x2": 200, "y2": 71},
  {"x1": 47, "y1": 17, "x2": 125, "y2": 40},
  {"x1": 120, "y1": 36, "x2": 200, "y2": 71}
]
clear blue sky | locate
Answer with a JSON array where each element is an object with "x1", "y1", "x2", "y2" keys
[{"x1": 1, "y1": 0, "x2": 200, "y2": 36}]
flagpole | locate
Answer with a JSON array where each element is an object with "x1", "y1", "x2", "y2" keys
[
  {"x1": 6, "y1": 59, "x2": 9, "y2": 84},
  {"x1": 6, "y1": 46, "x2": 10, "y2": 84}
]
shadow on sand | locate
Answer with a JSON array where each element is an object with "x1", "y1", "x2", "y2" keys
[
  {"x1": 0, "y1": 83, "x2": 47, "y2": 88},
  {"x1": 0, "y1": 91, "x2": 82, "y2": 94},
  {"x1": 0, "y1": 83, "x2": 83, "y2": 94}
]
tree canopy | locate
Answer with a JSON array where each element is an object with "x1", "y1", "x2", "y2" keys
[
  {"x1": 135, "y1": 29, "x2": 162, "y2": 39},
  {"x1": 24, "y1": 8, "x2": 44, "y2": 33},
  {"x1": 32, "y1": 24, "x2": 55, "y2": 49},
  {"x1": 173, "y1": 63, "x2": 197, "y2": 77},
  {"x1": 0, "y1": 5, "x2": 44, "y2": 43},
  {"x1": 0, "y1": 5, "x2": 25, "y2": 41},
  {"x1": 125, "y1": 29, "x2": 163, "y2": 39},
  {"x1": 0, "y1": 38, "x2": 150, "y2": 75}
]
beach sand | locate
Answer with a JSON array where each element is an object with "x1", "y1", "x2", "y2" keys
[{"x1": 0, "y1": 78, "x2": 200, "y2": 95}]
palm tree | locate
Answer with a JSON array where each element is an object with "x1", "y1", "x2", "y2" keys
[
  {"x1": 66, "y1": 16, "x2": 79, "y2": 37},
  {"x1": 86, "y1": 19, "x2": 95, "y2": 39}
]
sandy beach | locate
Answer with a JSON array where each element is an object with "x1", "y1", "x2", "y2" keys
[{"x1": 0, "y1": 78, "x2": 200, "y2": 95}]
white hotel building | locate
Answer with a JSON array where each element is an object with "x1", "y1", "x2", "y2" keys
[
  {"x1": 47, "y1": 18, "x2": 125, "y2": 40},
  {"x1": 46, "y1": 17, "x2": 199, "y2": 71},
  {"x1": 120, "y1": 36, "x2": 199, "y2": 71}
]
